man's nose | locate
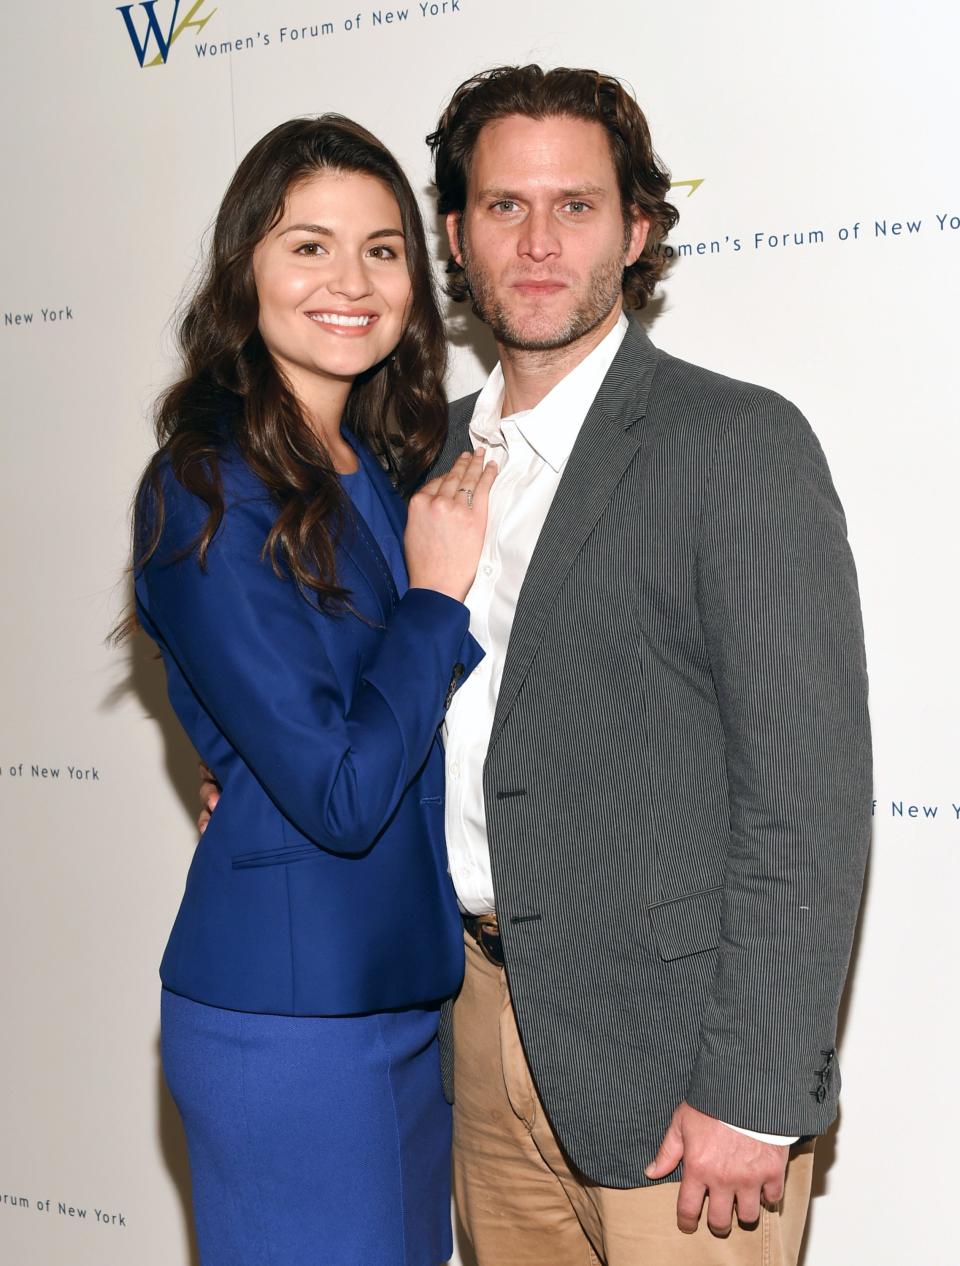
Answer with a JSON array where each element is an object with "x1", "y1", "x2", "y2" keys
[{"x1": 518, "y1": 208, "x2": 560, "y2": 262}]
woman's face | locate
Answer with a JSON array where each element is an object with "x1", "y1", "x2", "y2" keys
[{"x1": 252, "y1": 169, "x2": 412, "y2": 394}]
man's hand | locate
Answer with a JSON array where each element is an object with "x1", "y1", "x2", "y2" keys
[
  {"x1": 644, "y1": 1101, "x2": 788, "y2": 1236},
  {"x1": 197, "y1": 761, "x2": 221, "y2": 833}
]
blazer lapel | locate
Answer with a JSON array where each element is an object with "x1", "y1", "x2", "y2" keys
[
  {"x1": 435, "y1": 392, "x2": 481, "y2": 478},
  {"x1": 354, "y1": 439, "x2": 408, "y2": 547},
  {"x1": 488, "y1": 321, "x2": 661, "y2": 751},
  {"x1": 337, "y1": 431, "x2": 405, "y2": 620},
  {"x1": 338, "y1": 515, "x2": 395, "y2": 623}
]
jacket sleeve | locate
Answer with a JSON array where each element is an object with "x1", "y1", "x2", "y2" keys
[
  {"x1": 136, "y1": 468, "x2": 478, "y2": 857},
  {"x1": 685, "y1": 391, "x2": 872, "y2": 1136}
]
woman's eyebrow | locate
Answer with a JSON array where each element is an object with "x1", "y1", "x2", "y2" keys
[
  {"x1": 281, "y1": 222, "x2": 333, "y2": 235},
  {"x1": 280, "y1": 223, "x2": 405, "y2": 240}
]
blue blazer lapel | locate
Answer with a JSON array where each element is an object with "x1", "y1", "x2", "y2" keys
[
  {"x1": 339, "y1": 512, "x2": 396, "y2": 623},
  {"x1": 353, "y1": 439, "x2": 408, "y2": 546},
  {"x1": 337, "y1": 430, "x2": 407, "y2": 621}
]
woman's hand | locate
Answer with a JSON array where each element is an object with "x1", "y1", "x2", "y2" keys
[{"x1": 404, "y1": 449, "x2": 498, "y2": 603}]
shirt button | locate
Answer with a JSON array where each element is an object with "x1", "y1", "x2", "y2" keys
[
  {"x1": 482, "y1": 564, "x2": 494, "y2": 577},
  {"x1": 450, "y1": 762, "x2": 461, "y2": 778}
]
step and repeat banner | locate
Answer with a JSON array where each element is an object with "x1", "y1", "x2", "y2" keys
[{"x1": 1, "y1": 1, "x2": 957, "y2": 1262}]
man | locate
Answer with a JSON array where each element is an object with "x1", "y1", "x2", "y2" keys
[
  {"x1": 426, "y1": 65, "x2": 870, "y2": 1265},
  {"x1": 201, "y1": 64, "x2": 870, "y2": 1264}
]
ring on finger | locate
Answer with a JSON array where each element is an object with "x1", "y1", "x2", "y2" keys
[{"x1": 456, "y1": 486, "x2": 475, "y2": 508}]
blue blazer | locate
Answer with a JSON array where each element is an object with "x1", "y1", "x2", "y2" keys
[{"x1": 135, "y1": 434, "x2": 481, "y2": 1016}]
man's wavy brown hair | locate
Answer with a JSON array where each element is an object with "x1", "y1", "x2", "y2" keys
[
  {"x1": 427, "y1": 65, "x2": 679, "y2": 310},
  {"x1": 124, "y1": 115, "x2": 446, "y2": 631}
]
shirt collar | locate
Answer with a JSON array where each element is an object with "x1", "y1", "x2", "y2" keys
[{"x1": 469, "y1": 313, "x2": 630, "y2": 473}]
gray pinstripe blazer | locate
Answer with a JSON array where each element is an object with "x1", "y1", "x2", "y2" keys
[{"x1": 435, "y1": 319, "x2": 871, "y2": 1188}]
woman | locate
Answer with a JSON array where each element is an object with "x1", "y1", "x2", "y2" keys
[{"x1": 129, "y1": 116, "x2": 496, "y2": 1265}]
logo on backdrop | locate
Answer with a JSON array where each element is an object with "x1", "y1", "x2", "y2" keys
[
  {"x1": 873, "y1": 798, "x2": 960, "y2": 824},
  {"x1": 655, "y1": 178, "x2": 960, "y2": 264},
  {"x1": 1, "y1": 761, "x2": 101, "y2": 783},
  {"x1": 117, "y1": 0, "x2": 218, "y2": 67},
  {"x1": 3, "y1": 305, "x2": 74, "y2": 329},
  {"x1": 113, "y1": 2, "x2": 469, "y2": 68},
  {"x1": 1, "y1": 1189, "x2": 126, "y2": 1230}
]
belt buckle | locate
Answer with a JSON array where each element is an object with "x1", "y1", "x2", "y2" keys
[{"x1": 468, "y1": 914, "x2": 504, "y2": 968}]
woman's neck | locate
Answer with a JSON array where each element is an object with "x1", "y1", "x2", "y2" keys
[
  {"x1": 307, "y1": 413, "x2": 359, "y2": 474},
  {"x1": 283, "y1": 361, "x2": 359, "y2": 474}
]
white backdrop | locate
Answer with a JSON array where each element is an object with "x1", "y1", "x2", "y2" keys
[{"x1": 1, "y1": 2, "x2": 958, "y2": 1262}]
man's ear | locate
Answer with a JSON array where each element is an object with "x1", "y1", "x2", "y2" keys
[
  {"x1": 445, "y1": 211, "x2": 464, "y2": 264},
  {"x1": 626, "y1": 211, "x2": 651, "y2": 266}
]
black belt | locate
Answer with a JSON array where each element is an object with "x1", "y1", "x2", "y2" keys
[{"x1": 462, "y1": 913, "x2": 504, "y2": 967}]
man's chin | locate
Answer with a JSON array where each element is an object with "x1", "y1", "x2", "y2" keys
[
  {"x1": 490, "y1": 308, "x2": 586, "y2": 352},
  {"x1": 498, "y1": 332, "x2": 578, "y2": 352}
]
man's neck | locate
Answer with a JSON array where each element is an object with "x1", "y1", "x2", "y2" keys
[{"x1": 497, "y1": 303, "x2": 624, "y2": 417}]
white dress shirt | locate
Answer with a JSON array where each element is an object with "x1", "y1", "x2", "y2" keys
[
  {"x1": 443, "y1": 312, "x2": 795, "y2": 1148},
  {"x1": 444, "y1": 313, "x2": 629, "y2": 915}
]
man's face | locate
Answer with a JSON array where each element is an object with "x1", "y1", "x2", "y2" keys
[{"x1": 447, "y1": 113, "x2": 649, "y2": 351}]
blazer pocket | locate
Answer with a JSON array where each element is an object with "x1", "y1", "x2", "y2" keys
[
  {"x1": 231, "y1": 844, "x2": 321, "y2": 870},
  {"x1": 647, "y1": 886, "x2": 723, "y2": 961}
]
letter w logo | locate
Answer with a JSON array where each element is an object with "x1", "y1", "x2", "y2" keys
[{"x1": 116, "y1": 0, "x2": 217, "y2": 68}]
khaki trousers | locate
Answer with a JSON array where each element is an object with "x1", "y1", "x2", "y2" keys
[{"x1": 452, "y1": 932, "x2": 815, "y2": 1266}]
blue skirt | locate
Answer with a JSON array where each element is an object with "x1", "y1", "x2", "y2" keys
[{"x1": 161, "y1": 989, "x2": 452, "y2": 1266}]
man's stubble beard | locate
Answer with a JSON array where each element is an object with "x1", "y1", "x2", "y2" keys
[{"x1": 459, "y1": 245, "x2": 628, "y2": 353}]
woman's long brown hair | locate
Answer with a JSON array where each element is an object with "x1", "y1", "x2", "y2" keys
[{"x1": 120, "y1": 114, "x2": 447, "y2": 635}]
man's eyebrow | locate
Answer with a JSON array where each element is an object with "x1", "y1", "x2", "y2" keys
[
  {"x1": 475, "y1": 186, "x2": 608, "y2": 201},
  {"x1": 280, "y1": 223, "x2": 405, "y2": 240}
]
